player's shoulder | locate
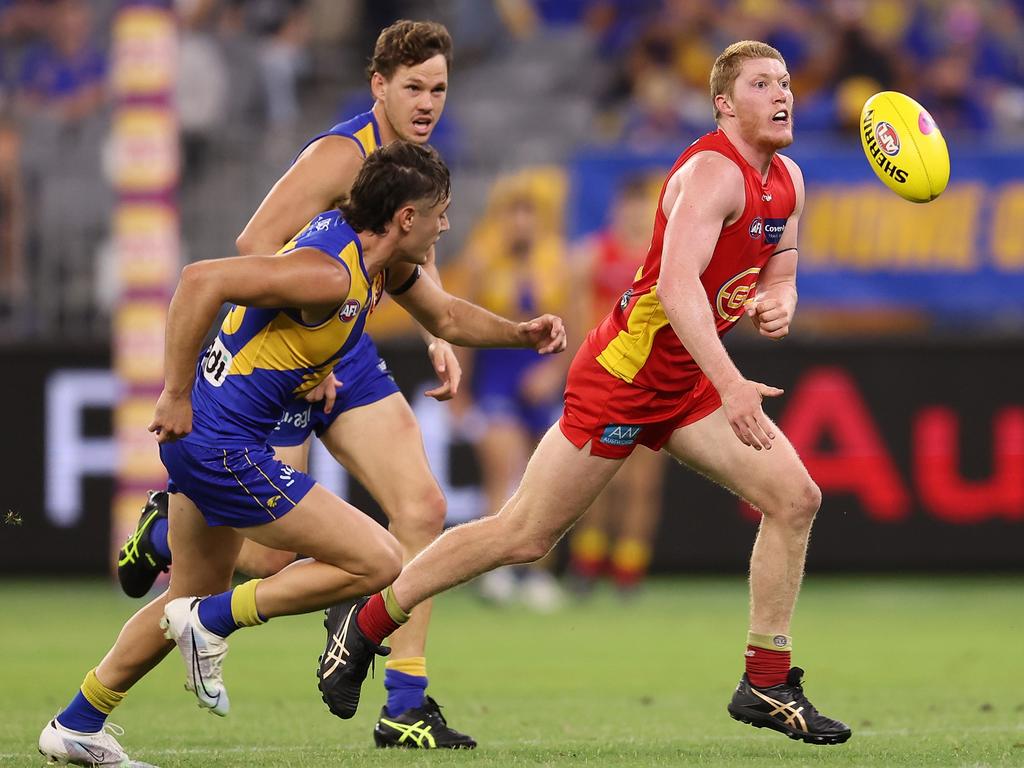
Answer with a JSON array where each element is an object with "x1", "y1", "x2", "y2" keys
[
  {"x1": 776, "y1": 153, "x2": 804, "y2": 183},
  {"x1": 775, "y1": 153, "x2": 805, "y2": 205},
  {"x1": 667, "y1": 150, "x2": 745, "y2": 203},
  {"x1": 296, "y1": 130, "x2": 366, "y2": 166},
  {"x1": 292, "y1": 210, "x2": 355, "y2": 253}
]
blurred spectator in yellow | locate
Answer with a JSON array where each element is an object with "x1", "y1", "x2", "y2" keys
[
  {"x1": 565, "y1": 175, "x2": 666, "y2": 596},
  {"x1": 455, "y1": 169, "x2": 571, "y2": 612}
]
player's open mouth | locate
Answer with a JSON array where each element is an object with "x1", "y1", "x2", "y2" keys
[
  {"x1": 412, "y1": 117, "x2": 433, "y2": 132},
  {"x1": 772, "y1": 110, "x2": 789, "y2": 124}
]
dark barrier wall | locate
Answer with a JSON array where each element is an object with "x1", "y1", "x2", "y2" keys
[{"x1": 1, "y1": 342, "x2": 1020, "y2": 574}]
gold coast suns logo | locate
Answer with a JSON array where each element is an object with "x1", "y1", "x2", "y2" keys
[{"x1": 715, "y1": 268, "x2": 760, "y2": 322}]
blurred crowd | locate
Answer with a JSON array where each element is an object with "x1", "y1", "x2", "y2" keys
[{"x1": 0, "y1": 0, "x2": 1023, "y2": 342}]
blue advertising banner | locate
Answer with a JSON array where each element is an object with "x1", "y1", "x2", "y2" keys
[{"x1": 568, "y1": 141, "x2": 1024, "y2": 323}]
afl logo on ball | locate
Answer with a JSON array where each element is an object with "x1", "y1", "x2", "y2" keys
[
  {"x1": 748, "y1": 217, "x2": 763, "y2": 238},
  {"x1": 338, "y1": 299, "x2": 361, "y2": 322},
  {"x1": 875, "y1": 121, "x2": 900, "y2": 156}
]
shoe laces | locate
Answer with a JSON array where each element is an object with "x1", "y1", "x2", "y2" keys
[
  {"x1": 421, "y1": 696, "x2": 448, "y2": 726},
  {"x1": 87, "y1": 722, "x2": 128, "y2": 756},
  {"x1": 197, "y1": 639, "x2": 228, "y2": 680}
]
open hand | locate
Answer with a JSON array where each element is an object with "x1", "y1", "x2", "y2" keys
[
  {"x1": 720, "y1": 378, "x2": 784, "y2": 450},
  {"x1": 304, "y1": 371, "x2": 342, "y2": 414},
  {"x1": 519, "y1": 314, "x2": 567, "y2": 355},
  {"x1": 423, "y1": 339, "x2": 462, "y2": 401}
]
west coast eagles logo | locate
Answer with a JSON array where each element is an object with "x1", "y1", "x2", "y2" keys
[{"x1": 715, "y1": 268, "x2": 760, "y2": 322}]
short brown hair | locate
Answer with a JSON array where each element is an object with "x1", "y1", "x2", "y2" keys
[
  {"x1": 367, "y1": 20, "x2": 453, "y2": 81},
  {"x1": 709, "y1": 40, "x2": 785, "y2": 121},
  {"x1": 339, "y1": 141, "x2": 451, "y2": 235}
]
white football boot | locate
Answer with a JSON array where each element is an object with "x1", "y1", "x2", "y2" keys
[
  {"x1": 160, "y1": 597, "x2": 230, "y2": 716},
  {"x1": 38, "y1": 719, "x2": 158, "y2": 767}
]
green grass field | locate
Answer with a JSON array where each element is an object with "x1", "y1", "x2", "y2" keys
[{"x1": 2, "y1": 576, "x2": 1022, "y2": 767}]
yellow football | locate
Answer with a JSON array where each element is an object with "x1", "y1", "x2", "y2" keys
[{"x1": 860, "y1": 91, "x2": 950, "y2": 203}]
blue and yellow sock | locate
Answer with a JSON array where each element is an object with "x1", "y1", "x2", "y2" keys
[
  {"x1": 56, "y1": 669, "x2": 125, "y2": 733},
  {"x1": 384, "y1": 657, "x2": 428, "y2": 717},
  {"x1": 196, "y1": 579, "x2": 266, "y2": 638}
]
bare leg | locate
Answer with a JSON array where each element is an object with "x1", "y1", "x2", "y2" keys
[
  {"x1": 234, "y1": 438, "x2": 312, "y2": 577},
  {"x1": 94, "y1": 494, "x2": 241, "y2": 691},
  {"x1": 391, "y1": 425, "x2": 624, "y2": 610},
  {"x1": 243, "y1": 483, "x2": 403, "y2": 617},
  {"x1": 663, "y1": 407, "x2": 821, "y2": 634},
  {"x1": 316, "y1": 394, "x2": 447, "y2": 661}
]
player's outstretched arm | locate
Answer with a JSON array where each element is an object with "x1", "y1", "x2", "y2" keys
[
  {"x1": 657, "y1": 152, "x2": 782, "y2": 450},
  {"x1": 148, "y1": 249, "x2": 351, "y2": 444},
  {"x1": 747, "y1": 157, "x2": 804, "y2": 340},
  {"x1": 388, "y1": 263, "x2": 567, "y2": 354},
  {"x1": 415, "y1": 245, "x2": 462, "y2": 400}
]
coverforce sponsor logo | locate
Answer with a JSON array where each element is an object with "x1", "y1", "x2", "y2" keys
[
  {"x1": 863, "y1": 109, "x2": 909, "y2": 184},
  {"x1": 715, "y1": 268, "x2": 761, "y2": 322},
  {"x1": 763, "y1": 218, "x2": 787, "y2": 245}
]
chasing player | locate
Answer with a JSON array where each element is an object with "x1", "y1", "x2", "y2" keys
[
  {"x1": 115, "y1": 20, "x2": 478, "y2": 748},
  {"x1": 316, "y1": 41, "x2": 852, "y2": 746},
  {"x1": 38, "y1": 142, "x2": 567, "y2": 766}
]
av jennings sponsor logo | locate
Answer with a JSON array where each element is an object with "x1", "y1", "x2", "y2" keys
[
  {"x1": 600, "y1": 424, "x2": 642, "y2": 446},
  {"x1": 862, "y1": 109, "x2": 909, "y2": 184}
]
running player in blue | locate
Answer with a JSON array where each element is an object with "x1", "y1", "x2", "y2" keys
[
  {"x1": 39, "y1": 142, "x2": 567, "y2": 767},
  {"x1": 114, "y1": 20, "x2": 478, "y2": 747}
]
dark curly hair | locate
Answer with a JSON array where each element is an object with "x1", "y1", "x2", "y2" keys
[
  {"x1": 367, "y1": 19, "x2": 452, "y2": 82},
  {"x1": 339, "y1": 141, "x2": 451, "y2": 235}
]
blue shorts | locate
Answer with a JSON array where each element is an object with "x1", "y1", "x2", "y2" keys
[
  {"x1": 269, "y1": 334, "x2": 400, "y2": 447},
  {"x1": 161, "y1": 438, "x2": 316, "y2": 527},
  {"x1": 472, "y1": 348, "x2": 562, "y2": 436}
]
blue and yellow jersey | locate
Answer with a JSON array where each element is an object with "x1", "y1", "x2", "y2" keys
[
  {"x1": 187, "y1": 210, "x2": 385, "y2": 447},
  {"x1": 294, "y1": 109, "x2": 382, "y2": 162}
]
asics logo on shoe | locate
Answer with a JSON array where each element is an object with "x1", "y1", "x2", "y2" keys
[
  {"x1": 378, "y1": 718, "x2": 436, "y2": 748},
  {"x1": 751, "y1": 688, "x2": 807, "y2": 732},
  {"x1": 321, "y1": 606, "x2": 354, "y2": 680}
]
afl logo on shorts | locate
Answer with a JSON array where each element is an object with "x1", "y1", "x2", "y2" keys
[
  {"x1": 715, "y1": 268, "x2": 761, "y2": 323},
  {"x1": 875, "y1": 121, "x2": 900, "y2": 156},
  {"x1": 748, "y1": 217, "x2": 763, "y2": 238},
  {"x1": 338, "y1": 299, "x2": 361, "y2": 322}
]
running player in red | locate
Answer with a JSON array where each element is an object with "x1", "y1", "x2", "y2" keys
[{"x1": 321, "y1": 40, "x2": 852, "y2": 745}]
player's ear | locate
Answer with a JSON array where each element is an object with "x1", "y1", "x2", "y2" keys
[
  {"x1": 397, "y1": 204, "x2": 416, "y2": 233},
  {"x1": 715, "y1": 93, "x2": 734, "y2": 118},
  {"x1": 370, "y1": 71, "x2": 387, "y2": 102}
]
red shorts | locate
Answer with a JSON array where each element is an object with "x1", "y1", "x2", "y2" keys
[{"x1": 559, "y1": 343, "x2": 722, "y2": 459}]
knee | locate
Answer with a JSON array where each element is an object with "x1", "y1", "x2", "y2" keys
[
  {"x1": 768, "y1": 480, "x2": 821, "y2": 529},
  {"x1": 387, "y1": 485, "x2": 447, "y2": 549},
  {"x1": 362, "y1": 533, "x2": 404, "y2": 593}
]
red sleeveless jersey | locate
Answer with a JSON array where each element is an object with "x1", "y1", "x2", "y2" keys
[{"x1": 587, "y1": 129, "x2": 796, "y2": 394}]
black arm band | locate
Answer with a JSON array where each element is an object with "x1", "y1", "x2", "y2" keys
[
  {"x1": 772, "y1": 247, "x2": 798, "y2": 257},
  {"x1": 387, "y1": 266, "x2": 422, "y2": 296}
]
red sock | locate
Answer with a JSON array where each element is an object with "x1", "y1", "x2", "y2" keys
[
  {"x1": 745, "y1": 645, "x2": 790, "y2": 688},
  {"x1": 356, "y1": 593, "x2": 400, "y2": 645}
]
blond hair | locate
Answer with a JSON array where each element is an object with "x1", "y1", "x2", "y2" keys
[{"x1": 710, "y1": 40, "x2": 785, "y2": 121}]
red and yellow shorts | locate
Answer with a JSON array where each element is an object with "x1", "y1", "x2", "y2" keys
[{"x1": 559, "y1": 344, "x2": 721, "y2": 459}]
